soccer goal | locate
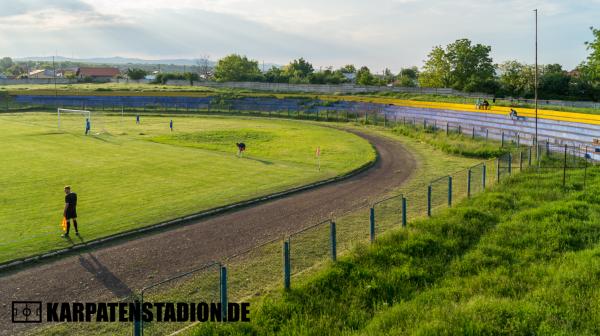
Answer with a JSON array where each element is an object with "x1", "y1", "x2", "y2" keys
[{"x1": 57, "y1": 108, "x2": 91, "y2": 131}]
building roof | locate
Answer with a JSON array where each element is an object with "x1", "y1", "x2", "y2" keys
[{"x1": 78, "y1": 67, "x2": 120, "y2": 77}]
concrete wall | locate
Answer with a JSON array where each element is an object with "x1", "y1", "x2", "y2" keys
[{"x1": 185, "y1": 81, "x2": 492, "y2": 97}]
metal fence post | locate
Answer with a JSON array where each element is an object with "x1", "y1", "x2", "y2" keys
[
  {"x1": 458, "y1": 125, "x2": 462, "y2": 134},
  {"x1": 482, "y1": 163, "x2": 487, "y2": 190},
  {"x1": 370, "y1": 207, "x2": 375, "y2": 242},
  {"x1": 283, "y1": 240, "x2": 290, "y2": 290},
  {"x1": 528, "y1": 146, "x2": 532, "y2": 166},
  {"x1": 486, "y1": 129, "x2": 489, "y2": 142},
  {"x1": 133, "y1": 300, "x2": 141, "y2": 336},
  {"x1": 508, "y1": 153, "x2": 512, "y2": 175},
  {"x1": 467, "y1": 169, "x2": 472, "y2": 198},
  {"x1": 220, "y1": 266, "x2": 228, "y2": 321},
  {"x1": 446, "y1": 122, "x2": 449, "y2": 135},
  {"x1": 496, "y1": 159, "x2": 500, "y2": 183},
  {"x1": 448, "y1": 176, "x2": 453, "y2": 206},
  {"x1": 584, "y1": 146, "x2": 589, "y2": 190},
  {"x1": 518, "y1": 151, "x2": 523, "y2": 171},
  {"x1": 501, "y1": 132, "x2": 505, "y2": 147},
  {"x1": 563, "y1": 144, "x2": 567, "y2": 187},
  {"x1": 330, "y1": 221, "x2": 337, "y2": 262},
  {"x1": 472, "y1": 127, "x2": 475, "y2": 139},
  {"x1": 401, "y1": 197, "x2": 407, "y2": 227},
  {"x1": 427, "y1": 185, "x2": 432, "y2": 217}
]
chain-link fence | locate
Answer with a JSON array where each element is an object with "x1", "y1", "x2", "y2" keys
[
  {"x1": 139, "y1": 262, "x2": 221, "y2": 336},
  {"x1": 120, "y1": 142, "x2": 598, "y2": 335},
  {"x1": 5, "y1": 97, "x2": 599, "y2": 335}
]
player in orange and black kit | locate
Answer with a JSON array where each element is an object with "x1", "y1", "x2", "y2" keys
[{"x1": 62, "y1": 186, "x2": 79, "y2": 237}]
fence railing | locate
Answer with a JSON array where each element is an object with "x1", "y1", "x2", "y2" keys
[
  {"x1": 2, "y1": 101, "x2": 597, "y2": 336},
  {"x1": 131, "y1": 140, "x2": 594, "y2": 335}
]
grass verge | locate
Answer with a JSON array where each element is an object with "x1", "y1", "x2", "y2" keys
[{"x1": 189, "y1": 157, "x2": 599, "y2": 335}]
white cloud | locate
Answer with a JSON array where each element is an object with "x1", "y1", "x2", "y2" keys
[{"x1": 0, "y1": 0, "x2": 598, "y2": 70}]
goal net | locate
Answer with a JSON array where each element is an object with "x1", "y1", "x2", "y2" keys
[{"x1": 57, "y1": 108, "x2": 92, "y2": 133}]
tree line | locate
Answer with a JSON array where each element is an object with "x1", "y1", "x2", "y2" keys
[
  {"x1": 2, "y1": 27, "x2": 598, "y2": 101},
  {"x1": 205, "y1": 27, "x2": 599, "y2": 101}
]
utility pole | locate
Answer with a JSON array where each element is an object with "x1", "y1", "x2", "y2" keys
[{"x1": 534, "y1": 9, "x2": 539, "y2": 146}]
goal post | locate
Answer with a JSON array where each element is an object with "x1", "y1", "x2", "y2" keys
[{"x1": 57, "y1": 108, "x2": 91, "y2": 130}]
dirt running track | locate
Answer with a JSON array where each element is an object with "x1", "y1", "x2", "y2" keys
[{"x1": 0, "y1": 129, "x2": 415, "y2": 335}]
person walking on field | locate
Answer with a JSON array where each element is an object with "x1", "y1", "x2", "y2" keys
[
  {"x1": 85, "y1": 118, "x2": 91, "y2": 135},
  {"x1": 62, "y1": 186, "x2": 79, "y2": 237}
]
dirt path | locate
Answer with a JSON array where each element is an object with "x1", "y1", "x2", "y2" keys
[{"x1": 0, "y1": 129, "x2": 416, "y2": 335}]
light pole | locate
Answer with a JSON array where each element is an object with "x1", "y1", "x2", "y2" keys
[{"x1": 534, "y1": 9, "x2": 538, "y2": 147}]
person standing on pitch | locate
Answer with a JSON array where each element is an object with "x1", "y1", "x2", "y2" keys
[
  {"x1": 170, "y1": 119, "x2": 173, "y2": 132},
  {"x1": 136, "y1": 114, "x2": 140, "y2": 124},
  {"x1": 62, "y1": 186, "x2": 79, "y2": 237},
  {"x1": 236, "y1": 142, "x2": 246, "y2": 157},
  {"x1": 85, "y1": 118, "x2": 91, "y2": 135}
]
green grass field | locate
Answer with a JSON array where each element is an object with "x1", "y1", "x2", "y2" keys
[
  {"x1": 32, "y1": 122, "x2": 485, "y2": 336},
  {"x1": 0, "y1": 113, "x2": 375, "y2": 263},
  {"x1": 190, "y1": 157, "x2": 599, "y2": 335}
]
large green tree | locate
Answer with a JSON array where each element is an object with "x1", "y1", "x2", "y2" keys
[
  {"x1": 397, "y1": 67, "x2": 419, "y2": 87},
  {"x1": 284, "y1": 58, "x2": 314, "y2": 83},
  {"x1": 309, "y1": 68, "x2": 346, "y2": 84},
  {"x1": 498, "y1": 60, "x2": 533, "y2": 97},
  {"x1": 539, "y1": 64, "x2": 571, "y2": 98},
  {"x1": 214, "y1": 54, "x2": 262, "y2": 82},
  {"x1": 419, "y1": 46, "x2": 452, "y2": 88},
  {"x1": 264, "y1": 66, "x2": 289, "y2": 83},
  {"x1": 446, "y1": 39, "x2": 495, "y2": 92},
  {"x1": 420, "y1": 39, "x2": 495, "y2": 93},
  {"x1": 584, "y1": 26, "x2": 600, "y2": 80},
  {"x1": 356, "y1": 66, "x2": 375, "y2": 86}
]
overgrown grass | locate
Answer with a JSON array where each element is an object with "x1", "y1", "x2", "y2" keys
[
  {"x1": 390, "y1": 123, "x2": 512, "y2": 159},
  {"x1": 189, "y1": 160, "x2": 600, "y2": 335}
]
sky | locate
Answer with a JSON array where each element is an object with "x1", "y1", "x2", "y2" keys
[{"x1": 0, "y1": 0, "x2": 598, "y2": 72}]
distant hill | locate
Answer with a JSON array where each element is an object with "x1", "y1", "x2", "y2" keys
[
  {"x1": 15, "y1": 56, "x2": 214, "y2": 66},
  {"x1": 14, "y1": 56, "x2": 281, "y2": 73}
]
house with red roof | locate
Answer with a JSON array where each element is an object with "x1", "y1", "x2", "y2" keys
[{"x1": 77, "y1": 67, "x2": 120, "y2": 81}]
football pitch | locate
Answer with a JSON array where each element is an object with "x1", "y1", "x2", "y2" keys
[{"x1": 0, "y1": 112, "x2": 375, "y2": 263}]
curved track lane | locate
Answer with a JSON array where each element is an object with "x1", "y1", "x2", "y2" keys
[{"x1": 0, "y1": 128, "x2": 416, "y2": 335}]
